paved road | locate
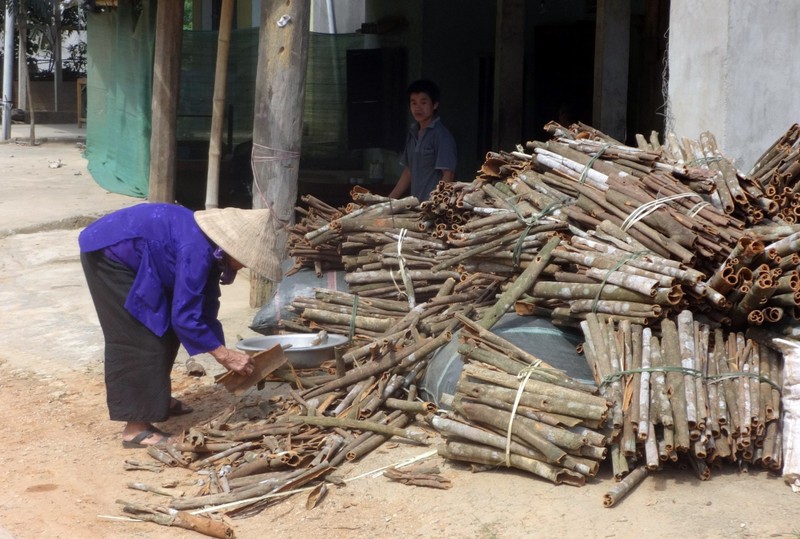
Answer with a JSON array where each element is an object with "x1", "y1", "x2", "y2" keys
[{"x1": 0, "y1": 135, "x2": 258, "y2": 377}]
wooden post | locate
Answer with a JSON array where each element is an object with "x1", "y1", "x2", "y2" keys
[
  {"x1": 52, "y1": 0, "x2": 61, "y2": 112},
  {"x1": 205, "y1": 0, "x2": 235, "y2": 209},
  {"x1": 632, "y1": 0, "x2": 666, "y2": 137},
  {"x1": 148, "y1": 1, "x2": 184, "y2": 203},
  {"x1": 250, "y1": 0, "x2": 311, "y2": 306},
  {"x1": 17, "y1": 21, "x2": 28, "y2": 112},
  {"x1": 593, "y1": 0, "x2": 631, "y2": 142},
  {"x1": 492, "y1": 0, "x2": 525, "y2": 152}
]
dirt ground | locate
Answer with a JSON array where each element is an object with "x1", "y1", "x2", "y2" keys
[{"x1": 1, "y1": 137, "x2": 799, "y2": 539}]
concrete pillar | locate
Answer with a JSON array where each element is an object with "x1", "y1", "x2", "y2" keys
[
  {"x1": 2, "y1": 4, "x2": 15, "y2": 140},
  {"x1": 668, "y1": 0, "x2": 800, "y2": 170},
  {"x1": 593, "y1": 0, "x2": 631, "y2": 142}
]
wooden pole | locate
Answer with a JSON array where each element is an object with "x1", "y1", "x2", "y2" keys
[
  {"x1": 17, "y1": 14, "x2": 28, "y2": 112},
  {"x1": 205, "y1": 0, "x2": 235, "y2": 209},
  {"x1": 148, "y1": 1, "x2": 184, "y2": 203},
  {"x1": 52, "y1": 0, "x2": 62, "y2": 112},
  {"x1": 492, "y1": 0, "x2": 525, "y2": 151},
  {"x1": 250, "y1": 0, "x2": 311, "y2": 306},
  {"x1": 593, "y1": 0, "x2": 631, "y2": 141}
]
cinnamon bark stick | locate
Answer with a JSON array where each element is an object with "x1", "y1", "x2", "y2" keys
[
  {"x1": 478, "y1": 235, "x2": 561, "y2": 330},
  {"x1": 602, "y1": 465, "x2": 648, "y2": 507}
]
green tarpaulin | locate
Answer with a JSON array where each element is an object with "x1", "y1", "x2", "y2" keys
[{"x1": 85, "y1": 2, "x2": 363, "y2": 199}]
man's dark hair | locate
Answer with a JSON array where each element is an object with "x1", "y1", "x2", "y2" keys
[{"x1": 407, "y1": 79, "x2": 441, "y2": 103}]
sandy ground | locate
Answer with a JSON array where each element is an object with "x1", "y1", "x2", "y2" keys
[{"x1": 1, "y1": 136, "x2": 799, "y2": 539}]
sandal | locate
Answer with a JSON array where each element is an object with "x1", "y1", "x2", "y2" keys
[
  {"x1": 122, "y1": 427, "x2": 172, "y2": 449},
  {"x1": 169, "y1": 398, "x2": 194, "y2": 417}
]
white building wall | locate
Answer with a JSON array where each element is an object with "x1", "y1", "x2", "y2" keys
[
  {"x1": 668, "y1": 0, "x2": 800, "y2": 170},
  {"x1": 310, "y1": 0, "x2": 365, "y2": 34},
  {"x1": 725, "y1": 0, "x2": 800, "y2": 171}
]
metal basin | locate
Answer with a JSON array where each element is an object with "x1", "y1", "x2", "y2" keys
[{"x1": 236, "y1": 333, "x2": 349, "y2": 369}]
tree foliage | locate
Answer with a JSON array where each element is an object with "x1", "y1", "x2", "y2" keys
[
  {"x1": 1, "y1": 0, "x2": 87, "y2": 78},
  {"x1": 183, "y1": 0, "x2": 192, "y2": 30}
]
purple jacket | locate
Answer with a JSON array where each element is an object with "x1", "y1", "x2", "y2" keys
[{"x1": 79, "y1": 203, "x2": 225, "y2": 356}]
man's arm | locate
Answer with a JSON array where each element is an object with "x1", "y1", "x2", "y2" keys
[
  {"x1": 434, "y1": 127, "x2": 457, "y2": 186},
  {"x1": 388, "y1": 167, "x2": 412, "y2": 198}
]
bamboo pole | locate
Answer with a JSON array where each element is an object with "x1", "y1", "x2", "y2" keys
[{"x1": 204, "y1": 0, "x2": 234, "y2": 209}]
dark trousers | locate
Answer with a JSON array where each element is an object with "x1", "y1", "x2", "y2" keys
[{"x1": 80, "y1": 251, "x2": 180, "y2": 423}]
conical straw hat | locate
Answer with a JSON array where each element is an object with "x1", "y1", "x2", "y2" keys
[{"x1": 194, "y1": 207, "x2": 284, "y2": 282}]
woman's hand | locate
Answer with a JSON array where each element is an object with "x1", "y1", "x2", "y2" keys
[{"x1": 209, "y1": 345, "x2": 254, "y2": 376}]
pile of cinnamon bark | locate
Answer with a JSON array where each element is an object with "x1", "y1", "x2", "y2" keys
[
  {"x1": 278, "y1": 121, "x2": 799, "y2": 484},
  {"x1": 121, "y1": 122, "x2": 800, "y2": 528},
  {"x1": 288, "y1": 123, "x2": 800, "y2": 331}
]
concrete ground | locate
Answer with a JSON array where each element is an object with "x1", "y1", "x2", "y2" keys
[
  {"x1": 5, "y1": 121, "x2": 86, "y2": 145},
  {"x1": 2, "y1": 124, "x2": 108, "y2": 237},
  {"x1": 0, "y1": 127, "x2": 260, "y2": 378},
  {"x1": 2, "y1": 130, "x2": 799, "y2": 539},
  {"x1": 0, "y1": 127, "x2": 138, "y2": 377}
]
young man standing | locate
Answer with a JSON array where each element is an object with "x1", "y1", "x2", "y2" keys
[{"x1": 388, "y1": 80, "x2": 457, "y2": 202}]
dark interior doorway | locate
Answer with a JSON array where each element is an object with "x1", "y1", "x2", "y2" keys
[{"x1": 528, "y1": 21, "x2": 596, "y2": 143}]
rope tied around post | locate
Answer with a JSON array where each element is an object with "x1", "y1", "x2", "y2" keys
[{"x1": 249, "y1": 142, "x2": 302, "y2": 216}]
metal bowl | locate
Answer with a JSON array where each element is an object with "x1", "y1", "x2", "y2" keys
[{"x1": 235, "y1": 333, "x2": 349, "y2": 369}]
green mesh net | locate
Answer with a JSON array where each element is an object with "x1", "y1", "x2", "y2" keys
[
  {"x1": 84, "y1": 2, "x2": 364, "y2": 199},
  {"x1": 85, "y1": 1, "x2": 155, "y2": 198}
]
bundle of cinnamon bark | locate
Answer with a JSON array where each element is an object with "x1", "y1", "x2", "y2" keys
[
  {"x1": 429, "y1": 315, "x2": 610, "y2": 487},
  {"x1": 268, "y1": 122, "x2": 800, "y2": 500},
  {"x1": 580, "y1": 310, "x2": 783, "y2": 483}
]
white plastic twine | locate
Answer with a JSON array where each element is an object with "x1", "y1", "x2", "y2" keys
[
  {"x1": 687, "y1": 201, "x2": 712, "y2": 218},
  {"x1": 621, "y1": 192, "x2": 702, "y2": 232},
  {"x1": 389, "y1": 228, "x2": 416, "y2": 308},
  {"x1": 505, "y1": 361, "x2": 542, "y2": 467}
]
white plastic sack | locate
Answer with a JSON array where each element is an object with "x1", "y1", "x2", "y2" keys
[
  {"x1": 773, "y1": 338, "x2": 800, "y2": 486},
  {"x1": 250, "y1": 261, "x2": 348, "y2": 335}
]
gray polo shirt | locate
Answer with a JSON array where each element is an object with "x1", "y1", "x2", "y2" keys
[{"x1": 400, "y1": 117, "x2": 457, "y2": 201}]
